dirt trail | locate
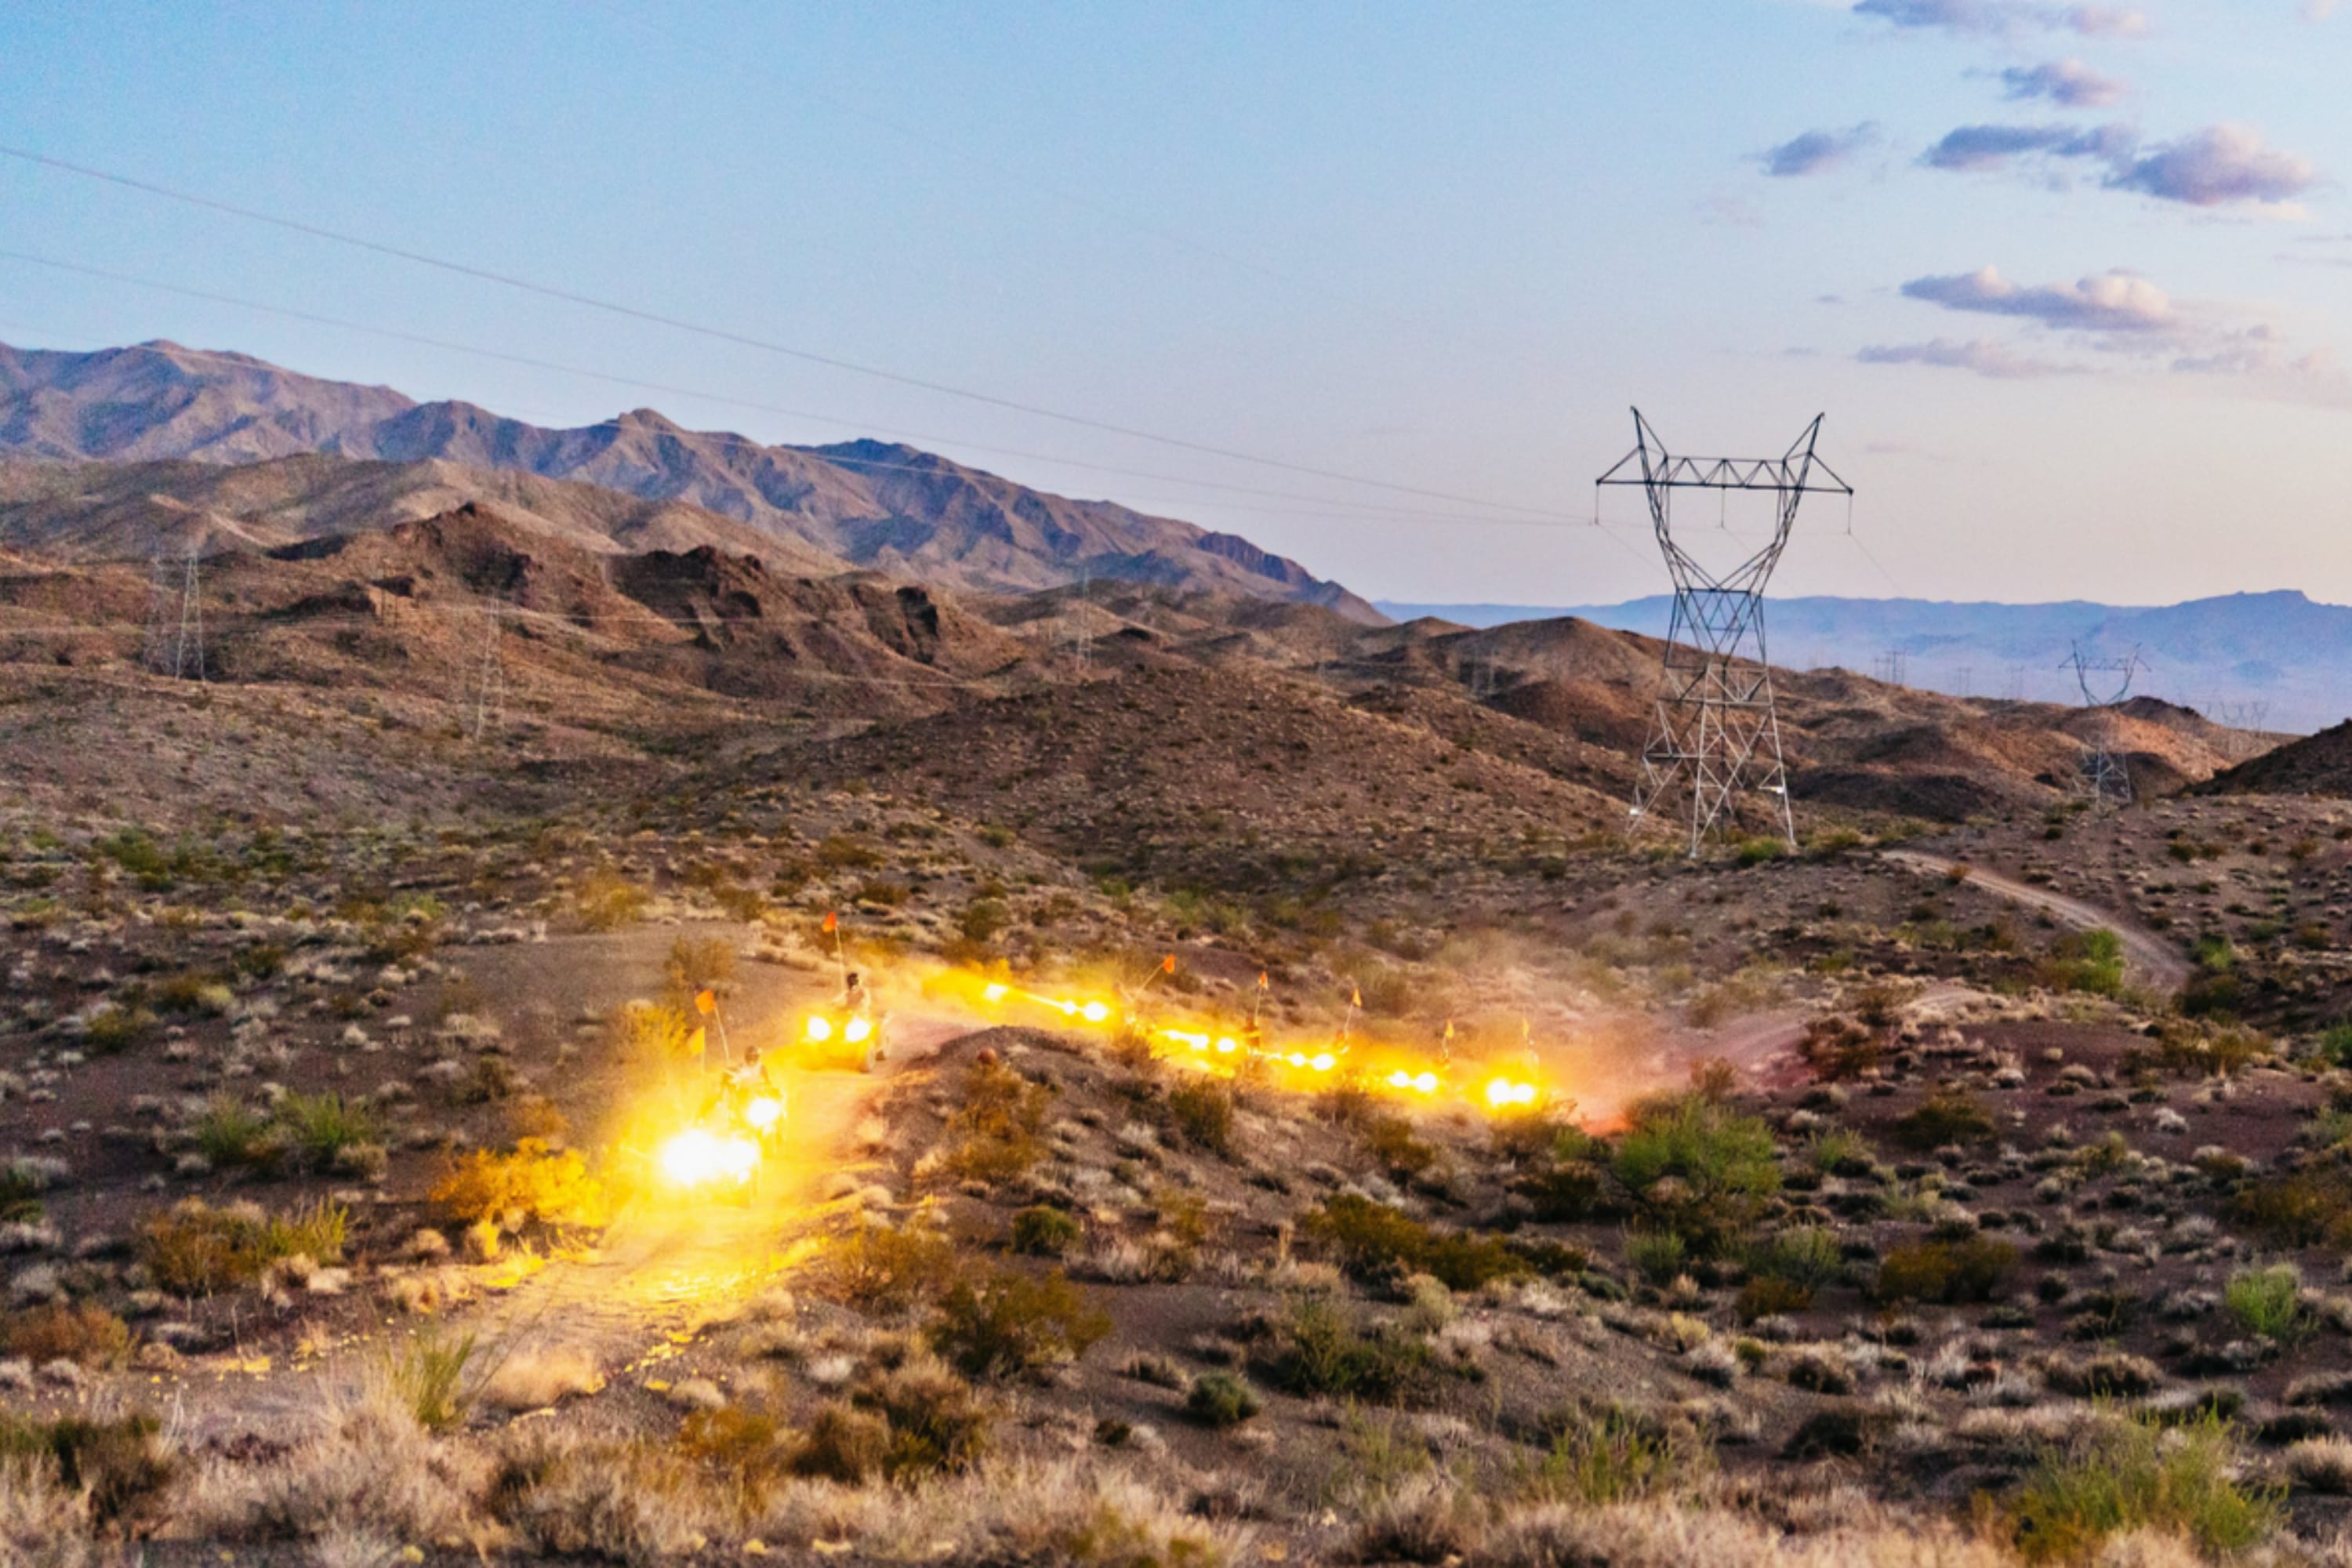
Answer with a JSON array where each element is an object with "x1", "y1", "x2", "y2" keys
[{"x1": 1882, "y1": 848, "x2": 2191, "y2": 993}]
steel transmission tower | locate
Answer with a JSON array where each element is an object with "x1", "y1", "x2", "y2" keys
[
  {"x1": 1596, "y1": 409, "x2": 1850, "y2": 853},
  {"x1": 2061, "y1": 641, "x2": 2143, "y2": 806}
]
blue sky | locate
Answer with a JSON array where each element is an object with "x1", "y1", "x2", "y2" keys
[{"x1": 4, "y1": 1, "x2": 2350, "y2": 607}]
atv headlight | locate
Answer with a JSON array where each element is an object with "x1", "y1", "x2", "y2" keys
[
  {"x1": 844, "y1": 1016, "x2": 872, "y2": 1044},
  {"x1": 745, "y1": 1096, "x2": 783, "y2": 1131},
  {"x1": 804, "y1": 1014, "x2": 833, "y2": 1043}
]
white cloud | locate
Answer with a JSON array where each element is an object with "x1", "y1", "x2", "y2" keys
[
  {"x1": 1998, "y1": 58, "x2": 2129, "y2": 107},
  {"x1": 1900, "y1": 264, "x2": 2176, "y2": 332},
  {"x1": 1857, "y1": 337, "x2": 2085, "y2": 377},
  {"x1": 1852, "y1": 0, "x2": 2148, "y2": 36},
  {"x1": 1761, "y1": 123, "x2": 1882, "y2": 176},
  {"x1": 2104, "y1": 124, "x2": 2320, "y2": 209}
]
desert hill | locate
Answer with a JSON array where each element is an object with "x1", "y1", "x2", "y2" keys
[{"x1": 0, "y1": 341, "x2": 1379, "y2": 619}]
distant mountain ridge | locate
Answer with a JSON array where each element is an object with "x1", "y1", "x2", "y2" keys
[
  {"x1": 0, "y1": 339, "x2": 1380, "y2": 621},
  {"x1": 1377, "y1": 592, "x2": 2348, "y2": 735}
]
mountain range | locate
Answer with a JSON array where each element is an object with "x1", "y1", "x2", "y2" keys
[
  {"x1": 1379, "y1": 592, "x2": 2350, "y2": 735},
  {"x1": 0, "y1": 339, "x2": 1378, "y2": 620}
]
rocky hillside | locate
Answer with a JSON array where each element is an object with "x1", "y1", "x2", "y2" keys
[{"x1": 0, "y1": 341, "x2": 1380, "y2": 619}]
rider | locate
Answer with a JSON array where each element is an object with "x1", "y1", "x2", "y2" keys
[{"x1": 838, "y1": 970, "x2": 869, "y2": 1016}]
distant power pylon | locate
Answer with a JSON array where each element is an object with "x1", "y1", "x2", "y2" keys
[
  {"x1": 1872, "y1": 650, "x2": 1909, "y2": 687},
  {"x1": 144, "y1": 546, "x2": 207, "y2": 681},
  {"x1": 2062, "y1": 641, "x2": 2144, "y2": 806},
  {"x1": 2005, "y1": 664, "x2": 2027, "y2": 702},
  {"x1": 467, "y1": 611, "x2": 504, "y2": 740},
  {"x1": 1065, "y1": 568, "x2": 1093, "y2": 673},
  {"x1": 1953, "y1": 666, "x2": 1973, "y2": 698},
  {"x1": 1597, "y1": 408, "x2": 1851, "y2": 853}
]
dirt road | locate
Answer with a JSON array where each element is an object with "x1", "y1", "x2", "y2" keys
[{"x1": 1882, "y1": 848, "x2": 2191, "y2": 993}]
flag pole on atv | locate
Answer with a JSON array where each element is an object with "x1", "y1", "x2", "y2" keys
[
  {"x1": 824, "y1": 909, "x2": 846, "y2": 990},
  {"x1": 696, "y1": 986, "x2": 729, "y2": 1066}
]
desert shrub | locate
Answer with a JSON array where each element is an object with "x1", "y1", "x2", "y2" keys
[
  {"x1": 1874, "y1": 1236, "x2": 2017, "y2": 1305},
  {"x1": 815, "y1": 833, "x2": 880, "y2": 869},
  {"x1": 1258, "y1": 1297, "x2": 1432, "y2": 1405},
  {"x1": 1737, "y1": 1275, "x2": 1814, "y2": 1321},
  {"x1": 1361, "y1": 1112, "x2": 1438, "y2": 1179},
  {"x1": 430, "y1": 1139, "x2": 608, "y2": 1229},
  {"x1": 1185, "y1": 1371, "x2": 1261, "y2": 1428},
  {"x1": 612, "y1": 1000, "x2": 696, "y2": 1062},
  {"x1": 0, "y1": 1412, "x2": 172, "y2": 1527},
  {"x1": 1892, "y1": 1087, "x2": 1998, "y2": 1151},
  {"x1": 274, "y1": 1091, "x2": 382, "y2": 1172},
  {"x1": 1165, "y1": 1078, "x2": 1236, "y2": 1156},
  {"x1": 1806, "y1": 1128, "x2": 1875, "y2": 1175},
  {"x1": 2226, "y1": 1264, "x2": 2307, "y2": 1343},
  {"x1": 1747, "y1": 1225, "x2": 1844, "y2": 1293},
  {"x1": 664, "y1": 934, "x2": 734, "y2": 994},
  {"x1": 1624, "y1": 1229, "x2": 1687, "y2": 1287},
  {"x1": 934, "y1": 1266, "x2": 1110, "y2": 1379},
  {"x1": 1515, "y1": 1158, "x2": 1607, "y2": 1223},
  {"x1": 81, "y1": 1004, "x2": 154, "y2": 1054},
  {"x1": 1300, "y1": 1194, "x2": 1525, "y2": 1290},
  {"x1": 1798, "y1": 1014, "x2": 1882, "y2": 1080},
  {"x1": 486, "y1": 1430, "x2": 704, "y2": 1560},
  {"x1": 1009, "y1": 1205, "x2": 1083, "y2": 1258},
  {"x1": 2039, "y1": 928, "x2": 2125, "y2": 996},
  {"x1": 4, "y1": 1301, "x2": 129, "y2": 1368},
  {"x1": 2011, "y1": 1413, "x2": 2279, "y2": 1563},
  {"x1": 852, "y1": 1354, "x2": 992, "y2": 1478},
  {"x1": 574, "y1": 871, "x2": 650, "y2": 931},
  {"x1": 673, "y1": 1404, "x2": 792, "y2": 1499},
  {"x1": 958, "y1": 898, "x2": 1010, "y2": 944},
  {"x1": 826, "y1": 1219, "x2": 956, "y2": 1314},
  {"x1": 192, "y1": 1095, "x2": 277, "y2": 1170},
  {"x1": 141, "y1": 1197, "x2": 346, "y2": 1293},
  {"x1": 789, "y1": 1402, "x2": 889, "y2": 1483},
  {"x1": 939, "y1": 1059, "x2": 1052, "y2": 1186},
  {"x1": 1523, "y1": 1404, "x2": 1708, "y2": 1506},
  {"x1": 2234, "y1": 1170, "x2": 2352, "y2": 1249},
  {"x1": 388, "y1": 1330, "x2": 476, "y2": 1430},
  {"x1": 1611, "y1": 1092, "x2": 1780, "y2": 1249}
]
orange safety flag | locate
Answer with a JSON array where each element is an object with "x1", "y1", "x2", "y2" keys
[
  {"x1": 822, "y1": 910, "x2": 837, "y2": 934},
  {"x1": 1161, "y1": 954, "x2": 1176, "y2": 974},
  {"x1": 695, "y1": 989, "x2": 717, "y2": 1016},
  {"x1": 1445, "y1": 1019, "x2": 1455, "y2": 1041},
  {"x1": 686, "y1": 1025, "x2": 707, "y2": 1058},
  {"x1": 1350, "y1": 987, "x2": 1362, "y2": 1008},
  {"x1": 1258, "y1": 971, "x2": 1269, "y2": 990}
]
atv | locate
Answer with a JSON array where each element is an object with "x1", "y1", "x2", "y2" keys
[{"x1": 796, "y1": 1006, "x2": 889, "y2": 1073}]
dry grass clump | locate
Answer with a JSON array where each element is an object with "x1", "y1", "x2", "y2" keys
[
  {"x1": 0, "y1": 1412, "x2": 173, "y2": 1532},
  {"x1": 823, "y1": 1218, "x2": 957, "y2": 1314},
  {"x1": 2008, "y1": 1414, "x2": 2278, "y2": 1563},
  {"x1": 1299, "y1": 1192, "x2": 1528, "y2": 1291},
  {"x1": 474, "y1": 1342, "x2": 604, "y2": 1411},
  {"x1": 1468, "y1": 1498, "x2": 2014, "y2": 1568},
  {"x1": 3, "y1": 1301, "x2": 130, "y2": 1368},
  {"x1": 140, "y1": 1196, "x2": 346, "y2": 1294},
  {"x1": 0, "y1": 1453, "x2": 95, "y2": 1566},
  {"x1": 488, "y1": 1426, "x2": 707, "y2": 1560}
]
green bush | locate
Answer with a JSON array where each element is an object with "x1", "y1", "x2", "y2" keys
[
  {"x1": 1523, "y1": 1404, "x2": 1708, "y2": 1506},
  {"x1": 1874, "y1": 1236, "x2": 2016, "y2": 1305},
  {"x1": 789, "y1": 1402, "x2": 889, "y2": 1483},
  {"x1": 1008, "y1": 1205, "x2": 1083, "y2": 1258},
  {"x1": 1360, "y1": 1112, "x2": 1438, "y2": 1179},
  {"x1": 274, "y1": 1091, "x2": 382, "y2": 1172},
  {"x1": 388, "y1": 1330, "x2": 475, "y2": 1430},
  {"x1": 81, "y1": 1004, "x2": 155, "y2": 1054},
  {"x1": 2038, "y1": 928, "x2": 2125, "y2": 996},
  {"x1": 1736, "y1": 1275, "x2": 1814, "y2": 1321},
  {"x1": 1892, "y1": 1088, "x2": 1998, "y2": 1151},
  {"x1": 1624, "y1": 1229, "x2": 1687, "y2": 1287},
  {"x1": 1300, "y1": 1194, "x2": 1526, "y2": 1290},
  {"x1": 1612, "y1": 1092, "x2": 1780, "y2": 1248},
  {"x1": 2011, "y1": 1414, "x2": 2278, "y2": 1563},
  {"x1": 430, "y1": 1139, "x2": 608, "y2": 1229},
  {"x1": 2224, "y1": 1265, "x2": 2307, "y2": 1343},
  {"x1": 1166, "y1": 1078, "x2": 1236, "y2": 1156},
  {"x1": 192, "y1": 1095, "x2": 277, "y2": 1170},
  {"x1": 1185, "y1": 1372, "x2": 1262, "y2": 1427},
  {"x1": 934, "y1": 1267, "x2": 1110, "y2": 1379},
  {"x1": 1747, "y1": 1225, "x2": 1844, "y2": 1293},
  {"x1": 1515, "y1": 1158, "x2": 1606, "y2": 1223},
  {"x1": 1258, "y1": 1297, "x2": 1432, "y2": 1405},
  {"x1": 939, "y1": 1060, "x2": 1052, "y2": 1187}
]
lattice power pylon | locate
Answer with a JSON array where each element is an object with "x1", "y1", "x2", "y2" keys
[
  {"x1": 1596, "y1": 409, "x2": 1850, "y2": 854},
  {"x1": 2062, "y1": 641, "x2": 2144, "y2": 806}
]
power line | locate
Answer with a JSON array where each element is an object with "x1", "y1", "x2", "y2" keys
[{"x1": 0, "y1": 143, "x2": 1576, "y2": 524}]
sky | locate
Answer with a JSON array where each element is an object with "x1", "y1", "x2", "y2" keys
[{"x1": 5, "y1": 1, "x2": 2352, "y2": 608}]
